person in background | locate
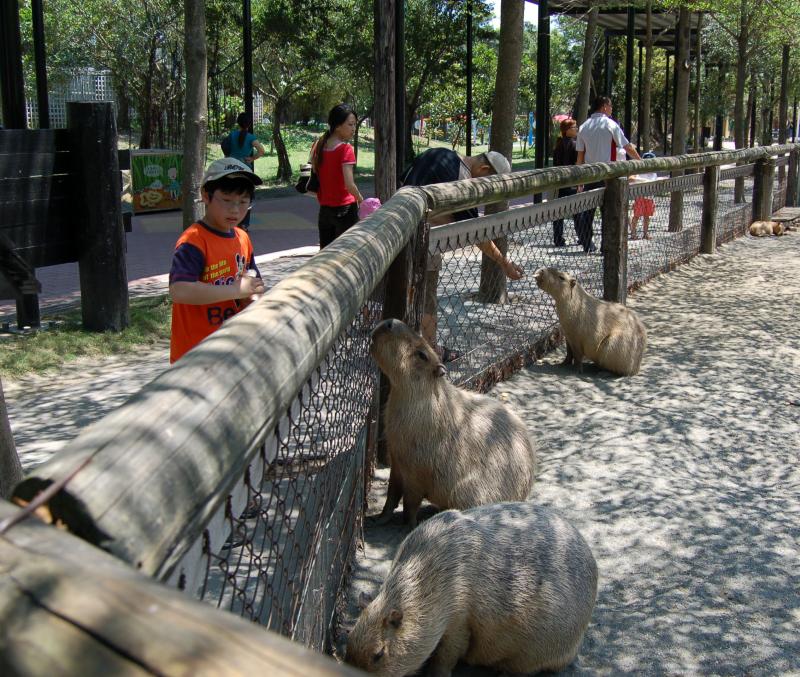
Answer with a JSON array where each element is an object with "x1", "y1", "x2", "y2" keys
[
  {"x1": 630, "y1": 151, "x2": 658, "y2": 240},
  {"x1": 168, "y1": 158, "x2": 265, "y2": 363},
  {"x1": 551, "y1": 118, "x2": 579, "y2": 247},
  {"x1": 224, "y1": 113, "x2": 266, "y2": 230},
  {"x1": 312, "y1": 103, "x2": 364, "y2": 248},
  {"x1": 401, "y1": 147, "x2": 523, "y2": 361},
  {"x1": 575, "y1": 96, "x2": 642, "y2": 252}
]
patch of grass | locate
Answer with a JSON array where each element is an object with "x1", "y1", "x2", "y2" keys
[{"x1": 0, "y1": 295, "x2": 172, "y2": 379}]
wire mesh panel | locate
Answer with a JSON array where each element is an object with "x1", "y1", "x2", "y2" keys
[
  {"x1": 166, "y1": 286, "x2": 384, "y2": 651},
  {"x1": 773, "y1": 156, "x2": 789, "y2": 212},
  {"x1": 429, "y1": 190, "x2": 604, "y2": 389},
  {"x1": 626, "y1": 173, "x2": 704, "y2": 288},
  {"x1": 717, "y1": 165, "x2": 755, "y2": 245}
]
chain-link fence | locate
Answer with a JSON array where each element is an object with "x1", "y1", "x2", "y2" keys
[
  {"x1": 717, "y1": 164, "x2": 755, "y2": 245},
  {"x1": 773, "y1": 154, "x2": 789, "y2": 213}
]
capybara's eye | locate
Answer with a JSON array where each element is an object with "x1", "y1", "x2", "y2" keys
[
  {"x1": 415, "y1": 350, "x2": 429, "y2": 362},
  {"x1": 372, "y1": 647, "x2": 385, "y2": 662}
]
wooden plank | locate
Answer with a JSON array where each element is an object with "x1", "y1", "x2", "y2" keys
[
  {"x1": 0, "y1": 174, "x2": 71, "y2": 202},
  {"x1": 15, "y1": 187, "x2": 428, "y2": 582},
  {"x1": 0, "y1": 501, "x2": 363, "y2": 676},
  {"x1": 0, "y1": 195, "x2": 73, "y2": 230},
  {"x1": 0, "y1": 127, "x2": 70, "y2": 152},
  {"x1": 0, "y1": 151, "x2": 72, "y2": 178}
]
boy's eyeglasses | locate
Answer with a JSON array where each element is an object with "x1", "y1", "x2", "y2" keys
[{"x1": 215, "y1": 196, "x2": 252, "y2": 211}]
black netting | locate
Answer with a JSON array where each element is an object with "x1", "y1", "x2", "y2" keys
[
  {"x1": 717, "y1": 166, "x2": 754, "y2": 246},
  {"x1": 171, "y1": 284, "x2": 384, "y2": 652}
]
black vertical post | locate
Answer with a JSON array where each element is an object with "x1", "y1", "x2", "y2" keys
[
  {"x1": 749, "y1": 94, "x2": 757, "y2": 147},
  {"x1": 751, "y1": 157, "x2": 776, "y2": 222},
  {"x1": 31, "y1": 0, "x2": 49, "y2": 128},
  {"x1": 535, "y1": 0, "x2": 549, "y2": 171},
  {"x1": 700, "y1": 165, "x2": 720, "y2": 253},
  {"x1": 0, "y1": 0, "x2": 26, "y2": 128},
  {"x1": 714, "y1": 65, "x2": 724, "y2": 151},
  {"x1": 395, "y1": 0, "x2": 405, "y2": 178},
  {"x1": 637, "y1": 42, "x2": 643, "y2": 151},
  {"x1": 624, "y1": 7, "x2": 635, "y2": 138},
  {"x1": 792, "y1": 99, "x2": 798, "y2": 142},
  {"x1": 604, "y1": 32, "x2": 612, "y2": 96},
  {"x1": 663, "y1": 53, "x2": 670, "y2": 155},
  {"x1": 243, "y1": 0, "x2": 253, "y2": 128},
  {"x1": 68, "y1": 102, "x2": 129, "y2": 331},
  {"x1": 465, "y1": 0, "x2": 473, "y2": 157}
]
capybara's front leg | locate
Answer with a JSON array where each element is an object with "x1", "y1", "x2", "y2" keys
[
  {"x1": 427, "y1": 622, "x2": 470, "y2": 677},
  {"x1": 373, "y1": 466, "x2": 403, "y2": 525},
  {"x1": 571, "y1": 344, "x2": 585, "y2": 373},
  {"x1": 402, "y1": 489, "x2": 423, "y2": 529},
  {"x1": 561, "y1": 341, "x2": 575, "y2": 366}
]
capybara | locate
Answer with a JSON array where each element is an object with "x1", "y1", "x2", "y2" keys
[
  {"x1": 534, "y1": 267, "x2": 647, "y2": 376},
  {"x1": 749, "y1": 220, "x2": 776, "y2": 237},
  {"x1": 346, "y1": 502, "x2": 598, "y2": 677},
  {"x1": 772, "y1": 222, "x2": 786, "y2": 236},
  {"x1": 370, "y1": 319, "x2": 536, "y2": 527}
]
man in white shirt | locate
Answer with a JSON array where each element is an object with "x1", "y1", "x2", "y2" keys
[{"x1": 575, "y1": 96, "x2": 641, "y2": 252}]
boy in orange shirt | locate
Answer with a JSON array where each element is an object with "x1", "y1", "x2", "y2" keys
[{"x1": 168, "y1": 158, "x2": 266, "y2": 363}]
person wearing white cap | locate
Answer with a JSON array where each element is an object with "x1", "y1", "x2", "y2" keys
[
  {"x1": 401, "y1": 147, "x2": 522, "y2": 362},
  {"x1": 167, "y1": 157, "x2": 265, "y2": 363}
]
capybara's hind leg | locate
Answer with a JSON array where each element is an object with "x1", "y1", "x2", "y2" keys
[
  {"x1": 428, "y1": 622, "x2": 470, "y2": 677},
  {"x1": 402, "y1": 489, "x2": 423, "y2": 529},
  {"x1": 374, "y1": 466, "x2": 403, "y2": 524},
  {"x1": 561, "y1": 341, "x2": 575, "y2": 366}
]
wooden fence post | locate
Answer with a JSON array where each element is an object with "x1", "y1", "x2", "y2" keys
[
  {"x1": 601, "y1": 177, "x2": 628, "y2": 304},
  {"x1": 67, "y1": 102, "x2": 129, "y2": 332},
  {"x1": 700, "y1": 164, "x2": 720, "y2": 254},
  {"x1": 751, "y1": 157, "x2": 776, "y2": 222},
  {"x1": 786, "y1": 149, "x2": 799, "y2": 207}
]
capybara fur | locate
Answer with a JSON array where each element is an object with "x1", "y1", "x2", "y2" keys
[
  {"x1": 370, "y1": 319, "x2": 536, "y2": 527},
  {"x1": 749, "y1": 220, "x2": 777, "y2": 237},
  {"x1": 534, "y1": 267, "x2": 647, "y2": 376},
  {"x1": 772, "y1": 222, "x2": 786, "y2": 236},
  {"x1": 346, "y1": 502, "x2": 598, "y2": 677}
]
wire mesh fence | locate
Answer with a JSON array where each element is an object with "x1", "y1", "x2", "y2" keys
[
  {"x1": 717, "y1": 165, "x2": 755, "y2": 245},
  {"x1": 164, "y1": 284, "x2": 385, "y2": 652},
  {"x1": 773, "y1": 155, "x2": 789, "y2": 212}
]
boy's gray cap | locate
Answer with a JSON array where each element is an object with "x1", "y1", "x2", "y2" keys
[
  {"x1": 483, "y1": 150, "x2": 511, "y2": 175},
  {"x1": 202, "y1": 157, "x2": 263, "y2": 186}
]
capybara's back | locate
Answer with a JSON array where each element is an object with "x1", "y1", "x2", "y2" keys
[
  {"x1": 750, "y1": 220, "x2": 776, "y2": 237},
  {"x1": 370, "y1": 319, "x2": 537, "y2": 526},
  {"x1": 346, "y1": 502, "x2": 598, "y2": 676}
]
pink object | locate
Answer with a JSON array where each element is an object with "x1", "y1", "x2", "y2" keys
[{"x1": 359, "y1": 197, "x2": 382, "y2": 219}]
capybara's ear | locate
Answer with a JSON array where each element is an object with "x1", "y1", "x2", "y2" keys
[
  {"x1": 358, "y1": 591, "x2": 373, "y2": 609},
  {"x1": 570, "y1": 278, "x2": 576, "y2": 288},
  {"x1": 387, "y1": 609, "x2": 403, "y2": 628},
  {"x1": 435, "y1": 363, "x2": 447, "y2": 378}
]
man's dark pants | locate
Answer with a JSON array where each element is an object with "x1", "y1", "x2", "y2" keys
[{"x1": 575, "y1": 181, "x2": 603, "y2": 251}]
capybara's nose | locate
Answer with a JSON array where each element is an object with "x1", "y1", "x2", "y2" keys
[
  {"x1": 533, "y1": 268, "x2": 543, "y2": 282},
  {"x1": 371, "y1": 318, "x2": 394, "y2": 338}
]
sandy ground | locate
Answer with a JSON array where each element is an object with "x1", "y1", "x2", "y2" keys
[{"x1": 339, "y1": 232, "x2": 800, "y2": 675}]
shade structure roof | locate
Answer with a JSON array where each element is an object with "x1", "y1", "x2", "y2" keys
[{"x1": 526, "y1": 1, "x2": 703, "y2": 56}]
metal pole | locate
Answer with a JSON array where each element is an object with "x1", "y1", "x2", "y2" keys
[
  {"x1": 31, "y1": 0, "x2": 49, "y2": 128},
  {"x1": 465, "y1": 0, "x2": 472, "y2": 156},
  {"x1": 624, "y1": 7, "x2": 634, "y2": 137},
  {"x1": 793, "y1": 99, "x2": 798, "y2": 142},
  {"x1": 604, "y1": 32, "x2": 611, "y2": 95},
  {"x1": 637, "y1": 42, "x2": 643, "y2": 151},
  {"x1": 395, "y1": 0, "x2": 405, "y2": 178},
  {"x1": 535, "y1": 0, "x2": 549, "y2": 171},
  {"x1": 243, "y1": 0, "x2": 253, "y2": 128},
  {"x1": 0, "y1": 0, "x2": 27, "y2": 128},
  {"x1": 663, "y1": 52, "x2": 670, "y2": 155}
]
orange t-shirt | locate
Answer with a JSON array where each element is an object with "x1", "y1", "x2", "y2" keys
[{"x1": 169, "y1": 221, "x2": 259, "y2": 363}]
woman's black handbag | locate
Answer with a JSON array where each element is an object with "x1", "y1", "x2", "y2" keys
[{"x1": 295, "y1": 163, "x2": 320, "y2": 194}]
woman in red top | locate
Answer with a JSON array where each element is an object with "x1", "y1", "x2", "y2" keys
[{"x1": 313, "y1": 104, "x2": 364, "y2": 248}]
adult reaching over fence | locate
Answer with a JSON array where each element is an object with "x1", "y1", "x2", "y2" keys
[
  {"x1": 401, "y1": 147, "x2": 522, "y2": 361},
  {"x1": 312, "y1": 104, "x2": 364, "y2": 249}
]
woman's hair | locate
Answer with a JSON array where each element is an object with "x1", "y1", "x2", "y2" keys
[
  {"x1": 559, "y1": 118, "x2": 577, "y2": 136},
  {"x1": 314, "y1": 103, "x2": 355, "y2": 169},
  {"x1": 236, "y1": 112, "x2": 251, "y2": 148}
]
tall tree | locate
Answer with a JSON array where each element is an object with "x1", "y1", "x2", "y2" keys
[
  {"x1": 576, "y1": 4, "x2": 599, "y2": 124},
  {"x1": 181, "y1": 0, "x2": 207, "y2": 229},
  {"x1": 641, "y1": 1, "x2": 654, "y2": 152}
]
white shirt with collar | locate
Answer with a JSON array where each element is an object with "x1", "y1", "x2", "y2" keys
[{"x1": 576, "y1": 112, "x2": 630, "y2": 164}]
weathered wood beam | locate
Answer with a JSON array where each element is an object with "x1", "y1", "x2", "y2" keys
[
  {"x1": 14, "y1": 188, "x2": 428, "y2": 581},
  {"x1": 700, "y1": 165, "x2": 720, "y2": 253},
  {"x1": 601, "y1": 177, "x2": 628, "y2": 303},
  {"x1": 752, "y1": 158, "x2": 776, "y2": 222},
  {"x1": 0, "y1": 501, "x2": 361, "y2": 676}
]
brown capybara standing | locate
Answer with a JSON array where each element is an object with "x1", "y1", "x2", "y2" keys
[
  {"x1": 534, "y1": 267, "x2": 647, "y2": 376},
  {"x1": 346, "y1": 502, "x2": 598, "y2": 677},
  {"x1": 370, "y1": 319, "x2": 536, "y2": 527}
]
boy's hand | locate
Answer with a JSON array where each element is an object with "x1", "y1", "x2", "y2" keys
[{"x1": 238, "y1": 274, "x2": 265, "y2": 299}]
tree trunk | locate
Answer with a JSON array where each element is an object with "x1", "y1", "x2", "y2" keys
[
  {"x1": 181, "y1": 0, "x2": 207, "y2": 230},
  {"x1": 668, "y1": 6, "x2": 691, "y2": 233},
  {"x1": 692, "y1": 13, "x2": 702, "y2": 151},
  {"x1": 747, "y1": 70, "x2": 756, "y2": 147},
  {"x1": 139, "y1": 39, "x2": 158, "y2": 149},
  {"x1": 477, "y1": 0, "x2": 523, "y2": 305},
  {"x1": 0, "y1": 378, "x2": 22, "y2": 499},
  {"x1": 733, "y1": 0, "x2": 749, "y2": 202},
  {"x1": 576, "y1": 4, "x2": 598, "y2": 125},
  {"x1": 641, "y1": 2, "x2": 653, "y2": 153},
  {"x1": 272, "y1": 99, "x2": 292, "y2": 182},
  {"x1": 373, "y1": 0, "x2": 397, "y2": 202},
  {"x1": 778, "y1": 44, "x2": 789, "y2": 144}
]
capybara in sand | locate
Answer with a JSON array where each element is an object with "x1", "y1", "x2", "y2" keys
[
  {"x1": 749, "y1": 220, "x2": 777, "y2": 237},
  {"x1": 346, "y1": 502, "x2": 598, "y2": 677},
  {"x1": 534, "y1": 267, "x2": 647, "y2": 376},
  {"x1": 772, "y1": 222, "x2": 786, "y2": 236},
  {"x1": 370, "y1": 319, "x2": 536, "y2": 527}
]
